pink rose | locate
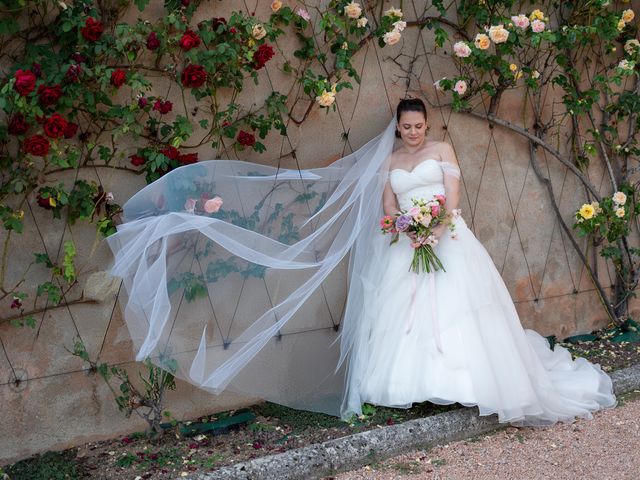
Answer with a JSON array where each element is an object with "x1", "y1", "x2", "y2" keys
[
  {"x1": 204, "y1": 196, "x2": 223, "y2": 213},
  {"x1": 435, "y1": 194, "x2": 446, "y2": 205},
  {"x1": 531, "y1": 19, "x2": 545, "y2": 33},
  {"x1": 408, "y1": 206, "x2": 420, "y2": 218},
  {"x1": 454, "y1": 80, "x2": 467, "y2": 95},
  {"x1": 184, "y1": 197, "x2": 197, "y2": 214},
  {"x1": 431, "y1": 204, "x2": 441, "y2": 216},
  {"x1": 453, "y1": 41, "x2": 471, "y2": 58}
]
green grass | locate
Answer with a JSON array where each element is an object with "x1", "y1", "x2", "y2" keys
[{"x1": 5, "y1": 449, "x2": 82, "y2": 480}]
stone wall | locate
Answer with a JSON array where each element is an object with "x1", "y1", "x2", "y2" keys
[{"x1": 1, "y1": 0, "x2": 634, "y2": 464}]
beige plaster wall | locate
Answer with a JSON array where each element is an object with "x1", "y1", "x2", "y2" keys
[{"x1": 1, "y1": 0, "x2": 635, "y2": 464}]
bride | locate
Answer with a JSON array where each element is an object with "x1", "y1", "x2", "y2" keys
[
  {"x1": 108, "y1": 97, "x2": 615, "y2": 427},
  {"x1": 341, "y1": 98, "x2": 616, "y2": 425}
]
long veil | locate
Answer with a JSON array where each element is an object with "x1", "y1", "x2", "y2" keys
[{"x1": 107, "y1": 119, "x2": 397, "y2": 416}]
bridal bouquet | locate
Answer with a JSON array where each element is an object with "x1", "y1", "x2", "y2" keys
[{"x1": 380, "y1": 195, "x2": 457, "y2": 273}]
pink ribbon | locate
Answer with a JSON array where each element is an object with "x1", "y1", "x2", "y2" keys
[{"x1": 406, "y1": 272, "x2": 443, "y2": 353}]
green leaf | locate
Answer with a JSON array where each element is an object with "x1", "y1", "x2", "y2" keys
[
  {"x1": 34, "y1": 253, "x2": 54, "y2": 268},
  {"x1": 62, "y1": 241, "x2": 76, "y2": 282}
]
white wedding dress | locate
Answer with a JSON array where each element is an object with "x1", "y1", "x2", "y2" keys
[{"x1": 345, "y1": 158, "x2": 616, "y2": 425}]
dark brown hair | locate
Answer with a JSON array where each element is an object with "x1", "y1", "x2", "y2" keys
[{"x1": 395, "y1": 98, "x2": 428, "y2": 138}]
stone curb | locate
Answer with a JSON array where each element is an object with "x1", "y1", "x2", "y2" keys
[{"x1": 191, "y1": 363, "x2": 640, "y2": 480}]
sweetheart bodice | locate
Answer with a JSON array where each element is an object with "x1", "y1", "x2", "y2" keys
[{"x1": 389, "y1": 159, "x2": 446, "y2": 210}]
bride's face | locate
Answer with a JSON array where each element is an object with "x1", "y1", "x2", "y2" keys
[{"x1": 398, "y1": 111, "x2": 427, "y2": 149}]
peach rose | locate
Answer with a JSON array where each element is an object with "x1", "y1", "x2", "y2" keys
[
  {"x1": 270, "y1": 0, "x2": 282, "y2": 13},
  {"x1": 204, "y1": 196, "x2": 223, "y2": 213},
  {"x1": 344, "y1": 2, "x2": 362, "y2": 19},
  {"x1": 474, "y1": 33, "x2": 490, "y2": 50},
  {"x1": 488, "y1": 25, "x2": 509, "y2": 43},
  {"x1": 252, "y1": 24, "x2": 267, "y2": 40}
]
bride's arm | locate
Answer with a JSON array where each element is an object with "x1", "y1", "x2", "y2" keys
[
  {"x1": 440, "y1": 142, "x2": 460, "y2": 212},
  {"x1": 383, "y1": 181, "x2": 400, "y2": 216}
]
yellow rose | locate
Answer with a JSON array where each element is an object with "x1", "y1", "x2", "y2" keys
[
  {"x1": 579, "y1": 203, "x2": 595, "y2": 219},
  {"x1": 529, "y1": 9, "x2": 545, "y2": 21},
  {"x1": 344, "y1": 2, "x2": 362, "y2": 19},
  {"x1": 616, "y1": 207, "x2": 626, "y2": 218},
  {"x1": 622, "y1": 9, "x2": 635, "y2": 23},
  {"x1": 315, "y1": 90, "x2": 336, "y2": 107},
  {"x1": 474, "y1": 33, "x2": 491, "y2": 50},
  {"x1": 509, "y1": 63, "x2": 518, "y2": 72},
  {"x1": 618, "y1": 19, "x2": 627, "y2": 31},
  {"x1": 270, "y1": 0, "x2": 282, "y2": 12},
  {"x1": 514, "y1": 71, "x2": 523, "y2": 80}
]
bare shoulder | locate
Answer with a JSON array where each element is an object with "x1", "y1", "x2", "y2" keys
[
  {"x1": 432, "y1": 141, "x2": 458, "y2": 165},
  {"x1": 388, "y1": 149, "x2": 403, "y2": 169}
]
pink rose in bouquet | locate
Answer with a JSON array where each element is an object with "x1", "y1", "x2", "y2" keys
[{"x1": 380, "y1": 195, "x2": 457, "y2": 273}]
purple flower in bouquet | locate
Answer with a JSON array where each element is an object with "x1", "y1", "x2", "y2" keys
[{"x1": 395, "y1": 214, "x2": 412, "y2": 232}]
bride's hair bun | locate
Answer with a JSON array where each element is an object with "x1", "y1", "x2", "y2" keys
[{"x1": 396, "y1": 98, "x2": 428, "y2": 138}]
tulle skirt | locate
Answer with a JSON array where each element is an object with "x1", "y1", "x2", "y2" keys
[{"x1": 350, "y1": 217, "x2": 616, "y2": 425}]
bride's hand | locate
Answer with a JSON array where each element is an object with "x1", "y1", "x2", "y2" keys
[{"x1": 432, "y1": 223, "x2": 447, "y2": 239}]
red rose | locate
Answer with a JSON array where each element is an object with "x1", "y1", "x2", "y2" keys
[
  {"x1": 230, "y1": 27, "x2": 237, "y2": 34},
  {"x1": 138, "y1": 96, "x2": 148, "y2": 108},
  {"x1": 129, "y1": 154, "x2": 145, "y2": 166},
  {"x1": 146, "y1": 32, "x2": 160, "y2": 51},
  {"x1": 212, "y1": 17, "x2": 227, "y2": 30},
  {"x1": 36, "y1": 193, "x2": 53, "y2": 210},
  {"x1": 181, "y1": 0, "x2": 190, "y2": 6},
  {"x1": 81, "y1": 17, "x2": 104, "y2": 42},
  {"x1": 43, "y1": 113, "x2": 68, "y2": 139},
  {"x1": 24, "y1": 135, "x2": 50, "y2": 157},
  {"x1": 181, "y1": 64, "x2": 207, "y2": 88},
  {"x1": 153, "y1": 99, "x2": 173, "y2": 114},
  {"x1": 110, "y1": 69, "x2": 127, "y2": 88},
  {"x1": 37, "y1": 84, "x2": 63, "y2": 107},
  {"x1": 71, "y1": 53, "x2": 86, "y2": 63},
  {"x1": 64, "y1": 122, "x2": 78, "y2": 139},
  {"x1": 66, "y1": 64, "x2": 82, "y2": 83},
  {"x1": 179, "y1": 29, "x2": 201, "y2": 50},
  {"x1": 8, "y1": 114, "x2": 30, "y2": 135},
  {"x1": 14, "y1": 69, "x2": 36, "y2": 96},
  {"x1": 178, "y1": 153, "x2": 198, "y2": 165},
  {"x1": 10, "y1": 297, "x2": 22, "y2": 309},
  {"x1": 253, "y1": 43, "x2": 275, "y2": 70},
  {"x1": 237, "y1": 130, "x2": 256, "y2": 147},
  {"x1": 161, "y1": 146, "x2": 180, "y2": 161}
]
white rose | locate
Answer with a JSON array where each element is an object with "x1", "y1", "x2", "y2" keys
[
  {"x1": 624, "y1": 39, "x2": 640, "y2": 56},
  {"x1": 383, "y1": 29, "x2": 402, "y2": 45},
  {"x1": 433, "y1": 78, "x2": 446, "y2": 92},
  {"x1": 384, "y1": 7, "x2": 403, "y2": 18},
  {"x1": 252, "y1": 24, "x2": 267, "y2": 40},
  {"x1": 612, "y1": 191, "x2": 627, "y2": 205},
  {"x1": 453, "y1": 41, "x2": 472, "y2": 58},
  {"x1": 393, "y1": 20, "x2": 407, "y2": 32},
  {"x1": 344, "y1": 2, "x2": 362, "y2": 19},
  {"x1": 357, "y1": 17, "x2": 368, "y2": 28}
]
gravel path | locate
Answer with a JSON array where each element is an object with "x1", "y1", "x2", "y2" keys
[{"x1": 334, "y1": 393, "x2": 640, "y2": 480}]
